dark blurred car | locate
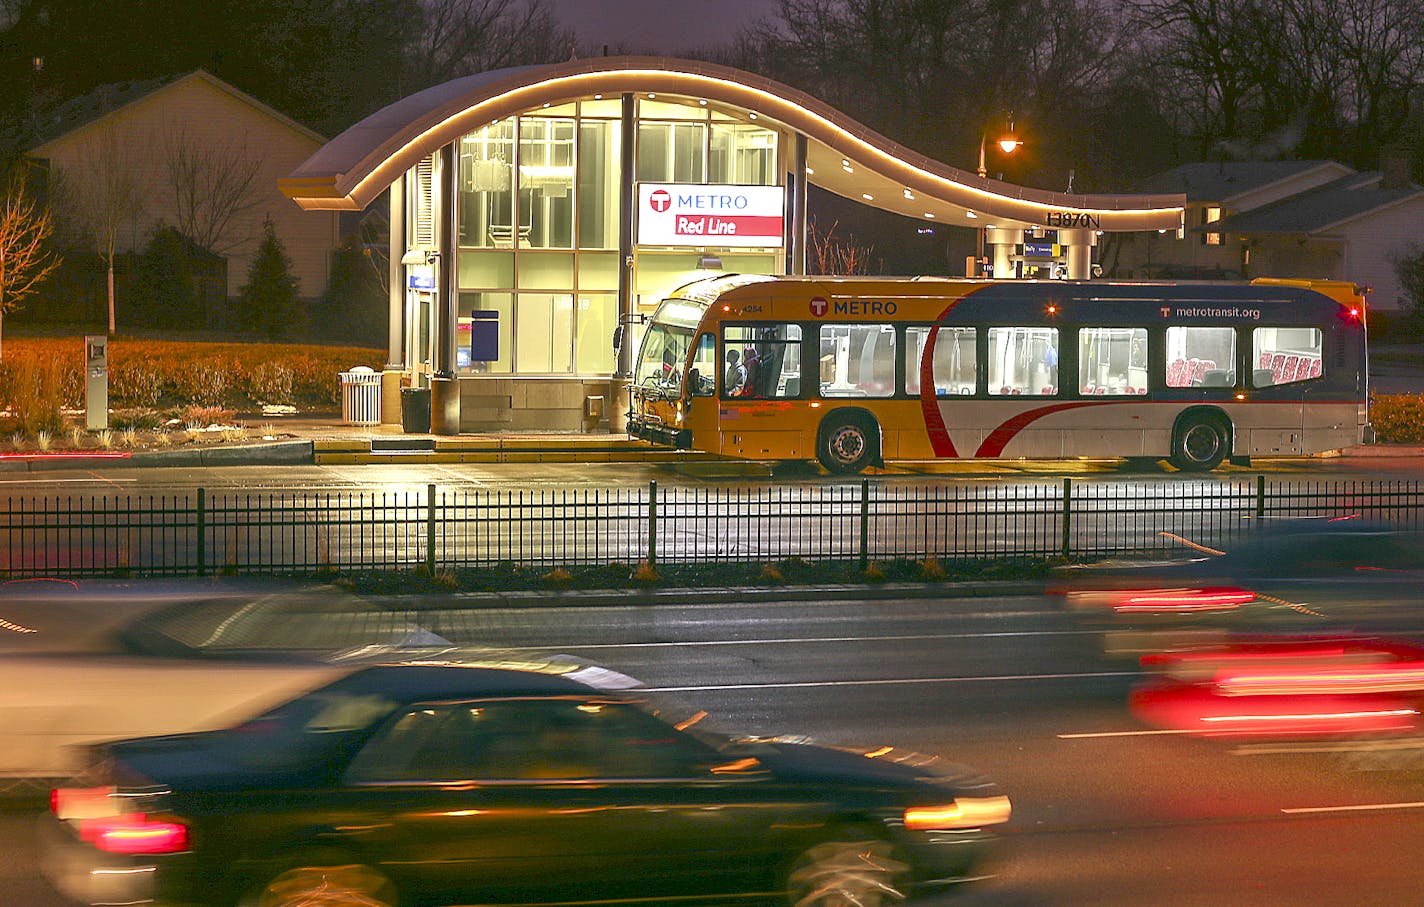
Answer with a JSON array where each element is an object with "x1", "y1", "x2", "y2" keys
[
  {"x1": 44, "y1": 661, "x2": 1009, "y2": 907},
  {"x1": 1053, "y1": 518, "x2": 1424, "y2": 626}
]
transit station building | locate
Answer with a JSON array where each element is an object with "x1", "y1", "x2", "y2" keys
[{"x1": 281, "y1": 57, "x2": 1185, "y2": 434}]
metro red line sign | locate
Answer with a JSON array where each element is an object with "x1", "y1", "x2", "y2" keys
[{"x1": 637, "y1": 183, "x2": 785, "y2": 248}]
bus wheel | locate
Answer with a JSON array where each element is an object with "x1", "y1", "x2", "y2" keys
[
  {"x1": 1171, "y1": 415, "x2": 1229, "y2": 471},
  {"x1": 818, "y1": 415, "x2": 878, "y2": 474}
]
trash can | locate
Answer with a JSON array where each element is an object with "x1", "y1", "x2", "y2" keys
[
  {"x1": 401, "y1": 386, "x2": 432, "y2": 433},
  {"x1": 339, "y1": 367, "x2": 382, "y2": 425}
]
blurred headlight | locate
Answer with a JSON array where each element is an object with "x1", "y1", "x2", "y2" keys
[{"x1": 904, "y1": 795, "x2": 1011, "y2": 829}]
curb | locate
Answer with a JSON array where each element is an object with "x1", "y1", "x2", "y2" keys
[{"x1": 361, "y1": 580, "x2": 1050, "y2": 610}]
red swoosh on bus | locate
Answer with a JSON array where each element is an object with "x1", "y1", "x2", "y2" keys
[
  {"x1": 919, "y1": 302, "x2": 964, "y2": 457},
  {"x1": 976, "y1": 401, "x2": 1113, "y2": 458}
]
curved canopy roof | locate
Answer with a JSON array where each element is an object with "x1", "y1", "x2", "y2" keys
[{"x1": 281, "y1": 56, "x2": 1184, "y2": 233}]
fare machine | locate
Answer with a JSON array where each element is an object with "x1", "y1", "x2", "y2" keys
[{"x1": 85, "y1": 334, "x2": 108, "y2": 431}]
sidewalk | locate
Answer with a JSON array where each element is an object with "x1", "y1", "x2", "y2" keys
[{"x1": 1, "y1": 413, "x2": 1421, "y2": 470}]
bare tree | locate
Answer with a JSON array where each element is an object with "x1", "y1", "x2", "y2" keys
[
  {"x1": 163, "y1": 128, "x2": 263, "y2": 256},
  {"x1": 0, "y1": 176, "x2": 59, "y2": 359},
  {"x1": 808, "y1": 218, "x2": 878, "y2": 275},
  {"x1": 61, "y1": 124, "x2": 146, "y2": 334},
  {"x1": 403, "y1": 0, "x2": 575, "y2": 88}
]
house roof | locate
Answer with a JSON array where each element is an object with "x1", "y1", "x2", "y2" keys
[
  {"x1": 280, "y1": 55, "x2": 1185, "y2": 232},
  {"x1": 1203, "y1": 172, "x2": 1424, "y2": 235},
  {"x1": 26, "y1": 69, "x2": 324, "y2": 153},
  {"x1": 1136, "y1": 161, "x2": 1347, "y2": 204}
]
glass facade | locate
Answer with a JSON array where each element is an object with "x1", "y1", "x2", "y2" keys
[{"x1": 418, "y1": 96, "x2": 781, "y2": 379}]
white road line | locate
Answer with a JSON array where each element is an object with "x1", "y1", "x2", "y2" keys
[
  {"x1": 0, "y1": 477, "x2": 137, "y2": 485},
  {"x1": 500, "y1": 629, "x2": 1102, "y2": 651},
  {"x1": 1058, "y1": 729, "x2": 1200, "y2": 738},
  {"x1": 1281, "y1": 801, "x2": 1424, "y2": 815},
  {"x1": 646, "y1": 671, "x2": 1135, "y2": 692}
]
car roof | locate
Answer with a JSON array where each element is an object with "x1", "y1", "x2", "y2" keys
[{"x1": 329, "y1": 662, "x2": 620, "y2": 702}]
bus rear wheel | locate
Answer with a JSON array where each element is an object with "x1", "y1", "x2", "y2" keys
[
  {"x1": 818, "y1": 415, "x2": 878, "y2": 474},
  {"x1": 1171, "y1": 415, "x2": 1229, "y2": 472}
]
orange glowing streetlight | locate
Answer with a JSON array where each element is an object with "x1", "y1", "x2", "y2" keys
[{"x1": 974, "y1": 114, "x2": 1022, "y2": 276}]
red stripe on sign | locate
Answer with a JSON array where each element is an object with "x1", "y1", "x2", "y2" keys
[
  {"x1": 976, "y1": 401, "x2": 1111, "y2": 457},
  {"x1": 673, "y1": 215, "x2": 783, "y2": 237}
]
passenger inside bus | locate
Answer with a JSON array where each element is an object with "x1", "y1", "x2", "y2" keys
[{"x1": 725, "y1": 349, "x2": 746, "y2": 395}]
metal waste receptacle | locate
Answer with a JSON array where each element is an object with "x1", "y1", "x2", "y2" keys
[
  {"x1": 401, "y1": 386, "x2": 432, "y2": 433},
  {"x1": 339, "y1": 366, "x2": 382, "y2": 425}
]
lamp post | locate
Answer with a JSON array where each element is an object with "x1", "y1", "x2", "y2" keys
[{"x1": 974, "y1": 115, "x2": 1021, "y2": 278}]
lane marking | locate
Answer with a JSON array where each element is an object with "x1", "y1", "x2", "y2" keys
[
  {"x1": 646, "y1": 671, "x2": 1136, "y2": 692},
  {"x1": 487, "y1": 629, "x2": 1103, "y2": 651},
  {"x1": 1282, "y1": 801, "x2": 1424, "y2": 815}
]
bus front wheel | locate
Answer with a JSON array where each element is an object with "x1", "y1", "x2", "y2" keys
[
  {"x1": 1171, "y1": 415, "x2": 1229, "y2": 472},
  {"x1": 818, "y1": 415, "x2": 878, "y2": 474}
]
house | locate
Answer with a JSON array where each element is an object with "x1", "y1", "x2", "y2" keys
[
  {"x1": 26, "y1": 69, "x2": 339, "y2": 301},
  {"x1": 1112, "y1": 160, "x2": 1424, "y2": 312}
]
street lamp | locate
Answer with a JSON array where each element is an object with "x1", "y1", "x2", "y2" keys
[{"x1": 974, "y1": 115, "x2": 1021, "y2": 277}]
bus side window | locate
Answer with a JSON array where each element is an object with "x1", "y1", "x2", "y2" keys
[
  {"x1": 906, "y1": 326, "x2": 976, "y2": 396},
  {"x1": 820, "y1": 324, "x2": 894, "y2": 398},
  {"x1": 1166, "y1": 326, "x2": 1236, "y2": 388},
  {"x1": 988, "y1": 327, "x2": 1056, "y2": 396}
]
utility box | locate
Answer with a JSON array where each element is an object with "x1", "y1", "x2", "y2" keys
[{"x1": 85, "y1": 334, "x2": 108, "y2": 431}]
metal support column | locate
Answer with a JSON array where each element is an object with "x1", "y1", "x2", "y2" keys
[
  {"x1": 787, "y1": 133, "x2": 808, "y2": 275},
  {"x1": 382, "y1": 176, "x2": 406, "y2": 424},
  {"x1": 610, "y1": 92, "x2": 636, "y2": 433},
  {"x1": 430, "y1": 144, "x2": 461, "y2": 435}
]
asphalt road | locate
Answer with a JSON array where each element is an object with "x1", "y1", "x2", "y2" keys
[{"x1": 5, "y1": 589, "x2": 1424, "y2": 905}]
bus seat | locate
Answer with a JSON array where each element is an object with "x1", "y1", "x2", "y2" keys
[
  {"x1": 1270, "y1": 354, "x2": 1286, "y2": 383},
  {"x1": 1093, "y1": 386, "x2": 1106, "y2": 395},
  {"x1": 1202, "y1": 369, "x2": 1230, "y2": 387},
  {"x1": 783, "y1": 377, "x2": 799, "y2": 396},
  {"x1": 1259, "y1": 351, "x2": 1274, "y2": 369},
  {"x1": 1283, "y1": 355, "x2": 1300, "y2": 382},
  {"x1": 1254, "y1": 368, "x2": 1275, "y2": 387},
  {"x1": 1188, "y1": 358, "x2": 1211, "y2": 384},
  {"x1": 1167, "y1": 358, "x2": 1188, "y2": 387},
  {"x1": 1308, "y1": 358, "x2": 1322, "y2": 378}
]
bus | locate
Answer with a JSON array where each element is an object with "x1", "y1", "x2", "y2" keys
[{"x1": 627, "y1": 275, "x2": 1369, "y2": 474}]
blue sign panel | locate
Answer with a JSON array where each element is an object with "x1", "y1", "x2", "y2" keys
[
  {"x1": 469, "y1": 310, "x2": 499, "y2": 362},
  {"x1": 408, "y1": 274, "x2": 435, "y2": 290},
  {"x1": 1024, "y1": 242, "x2": 1055, "y2": 257}
]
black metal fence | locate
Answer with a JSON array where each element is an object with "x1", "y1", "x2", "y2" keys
[{"x1": 4, "y1": 478, "x2": 1424, "y2": 578}]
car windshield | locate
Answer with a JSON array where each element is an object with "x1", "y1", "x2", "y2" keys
[{"x1": 634, "y1": 322, "x2": 695, "y2": 391}]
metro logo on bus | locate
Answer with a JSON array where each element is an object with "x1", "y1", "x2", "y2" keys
[
  {"x1": 637, "y1": 183, "x2": 785, "y2": 249},
  {"x1": 810, "y1": 296, "x2": 828, "y2": 317}
]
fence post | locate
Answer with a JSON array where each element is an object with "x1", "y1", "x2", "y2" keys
[
  {"x1": 1256, "y1": 474, "x2": 1266, "y2": 519},
  {"x1": 859, "y1": 478, "x2": 870, "y2": 569},
  {"x1": 1061, "y1": 478, "x2": 1072, "y2": 559},
  {"x1": 647, "y1": 480, "x2": 658, "y2": 569},
  {"x1": 196, "y1": 488, "x2": 206, "y2": 577},
  {"x1": 426, "y1": 483, "x2": 437, "y2": 574}
]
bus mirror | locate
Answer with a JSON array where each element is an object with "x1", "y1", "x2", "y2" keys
[{"x1": 612, "y1": 325, "x2": 624, "y2": 352}]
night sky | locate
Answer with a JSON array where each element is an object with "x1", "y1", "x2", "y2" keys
[{"x1": 547, "y1": 0, "x2": 779, "y2": 54}]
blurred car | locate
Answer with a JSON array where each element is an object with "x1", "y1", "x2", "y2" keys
[
  {"x1": 1053, "y1": 518, "x2": 1424, "y2": 627},
  {"x1": 0, "y1": 578, "x2": 454, "y2": 782},
  {"x1": 1129, "y1": 634, "x2": 1424, "y2": 740},
  {"x1": 44, "y1": 660, "x2": 1009, "y2": 907}
]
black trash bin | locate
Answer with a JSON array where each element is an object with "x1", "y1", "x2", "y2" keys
[{"x1": 400, "y1": 386, "x2": 431, "y2": 433}]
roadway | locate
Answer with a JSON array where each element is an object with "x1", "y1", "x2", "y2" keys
[{"x1": 4, "y1": 588, "x2": 1423, "y2": 904}]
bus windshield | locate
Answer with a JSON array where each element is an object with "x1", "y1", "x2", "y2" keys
[
  {"x1": 634, "y1": 298, "x2": 709, "y2": 392},
  {"x1": 635, "y1": 322, "x2": 695, "y2": 391}
]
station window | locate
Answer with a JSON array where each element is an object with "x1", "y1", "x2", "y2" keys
[
  {"x1": 1080, "y1": 328, "x2": 1148, "y2": 395},
  {"x1": 1252, "y1": 327, "x2": 1322, "y2": 387},
  {"x1": 905, "y1": 326, "x2": 976, "y2": 396},
  {"x1": 458, "y1": 122, "x2": 515, "y2": 249},
  {"x1": 710, "y1": 123, "x2": 778, "y2": 185},
  {"x1": 637, "y1": 121, "x2": 706, "y2": 183},
  {"x1": 820, "y1": 324, "x2": 894, "y2": 398},
  {"x1": 1166, "y1": 326, "x2": 1236, "y2": 387},
  {"x1": 988, "y1": 327, "x2": 1057, "y2": 396},
  {"x1": 518, "y1": 118, "x2": 574, "y2": 249}
]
